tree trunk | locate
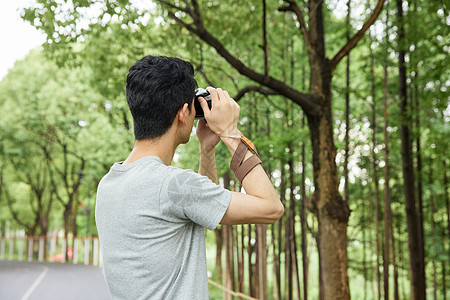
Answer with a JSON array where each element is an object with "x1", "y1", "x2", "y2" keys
[
  {"x1": 278, "y1": 161, "x2": 286, "y2": 298},
  {"x1": 383, "y1": 35, "x2": 399, "y2": 300},
  {"x1": 344, "y1": 0, "x2": 351, "y2": 203},
  {"x1": 429, "y1": 161, "x2": 438, "y2": 300},
  {"x1": 381, "y1": 30, "x2": 391, "y2": 299},
  {"x1": 215, "y1": 227, "x2": 223, "y2": 282},
  {"x1": 248, "y1": 224, "x2": 255, "y2": 297},
  {"x1": 239, "y1": 225, "x2": 245, "y2": 294},
  {"x1": 362, "y1": 187, "x2": 368, "y2": 300},
  {"x1": 234, "y1": 226, "x2": 242, "y2": 294},
  {"x1": 396, "y1": 0, "x2": 426, "y2": 298},
  {"x1": 413, "y1": 66, "x2": 426, "y2": 300},
  {"x1": 300, "y1": 114, "x2": 308, "y2": 300},
  {"x1": 307, "y1": 99, "x2": 350, "y2": 300},
  {"x1": 288, "y1": 155, "x2": 301, "y2": 300},
  {"x1": 307, "y1": 1, "x2": 351, "y2": 298},
  {"x1": 286, "y1": 155, "x2": 297, "y2": 300},
  {"x1": 371, "y1": 25, "x2": 382, "y2": 300},
  {"x1": 442, "y1": 262, "x2": 447, "y2": 300},
  {"x1": 390, "y1": 209, "x2": 399, "y2": 300},
  {"x1": 63, "y1": 204, "x2": 71, "y2": 261},
  {"x1": 272, "y1": 222, "x2": 281, "y2": 300},
  {"x1": 223, "y1": 225, "x2": 233, "y2": 300},
  {"x1": 444, "y1": 160, "x2": 450, "y2": 240},
  {"x1": 300, "y1": 45, "x2": 309, "y2": 300},
  {"x1": 256, "y1": 224, "x2": 267, "y2": 299},
  {"x1": 444, "y1": 160, "x2": 449, "y2": 300}
]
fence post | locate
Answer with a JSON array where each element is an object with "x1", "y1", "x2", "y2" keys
[
  {"x1": 62, "y1": 239, "x2": 67, "y2": 263},
  {"x1": 93, "y1": 238, "x2": 99, "y2": 266},
  {"x1": 84, "y1": 238, "x2": 90, "y2": 265},
  {"x1": 49, "y1": 237, "x2": 56, "y2": 262},
  {"x1": 73, "y1": 238, "x2": 78, "y2": 264},
  {"x1": 18, "y1": 237, "x2": 24, "y2": 261},
  {"x1": 28, "y1": 238, "x2": 33, "y2": 262},
  {"x1": 99, "y1": 248, "x2": 103, "y2": 267},
  {"x1": 38, "y1": 237, "x2": 44, "y2": 262},
  {"x1": 0, "y1": 237, "x2": 5, "y2": 260},
  {"x1": 8, "y1": 237, "x2": 14, "y2": 260}
]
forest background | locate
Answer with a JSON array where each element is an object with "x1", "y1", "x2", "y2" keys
[{"x1": 0, "y1": 0, "x2": 448, "y2": 299}]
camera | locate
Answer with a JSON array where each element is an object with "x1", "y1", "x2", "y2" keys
[{"x1": 194, "y1": 88, "x2": 212, "y2": 120}]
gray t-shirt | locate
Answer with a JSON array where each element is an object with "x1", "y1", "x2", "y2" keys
[{"x1": 95, "y1": 155, "x2": 231, "y2": 300}]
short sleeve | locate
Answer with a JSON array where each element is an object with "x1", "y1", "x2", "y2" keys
[{"x1": 162, "y1": 168, "x2": 231, "y2": 230}]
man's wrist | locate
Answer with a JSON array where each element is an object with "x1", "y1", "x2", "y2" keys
[
  {"x1": 220, "y1": 136, "x2": 240, "y2": 154},
  {"x1": 200, "y1": 143, "x2": 216, "y2": 154}
]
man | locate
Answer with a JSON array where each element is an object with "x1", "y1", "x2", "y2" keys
[{"x1": 95, "y1": 55, "x2": 284, "y2": 300}]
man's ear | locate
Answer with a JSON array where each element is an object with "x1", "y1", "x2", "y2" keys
[{"x1": 177, "y1": 103, "x2": 190, "y2": 125}]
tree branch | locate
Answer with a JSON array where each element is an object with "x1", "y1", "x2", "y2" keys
[
  {"x1": 158, "y1": 0, "x2": 193, "y2": 17},
  {"x1": 262, "y1": 0, "x2": 268, "y2": 76},
  {"x1": 263, "y1": 93, "x2": 287, "y2": 113},
  {"x1": 234, "y1": 85, "x2": 279, "y2": 102},
  {"x1": 3, "y1": 185, "x2": 30, "y2": 230},
  {"x1": 279, "y1": 0, "x2": 311, "y2": 51},
  {"x1": 160, "y1": 2, "x2": 320, "y2": 116},
  {"x1": 330, "y1": 0, "x2": 385, "y2": 71}
]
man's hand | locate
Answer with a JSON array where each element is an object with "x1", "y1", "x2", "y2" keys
[
  {"x1": 198, "y1": 87, "x2": 240, "y2": 137},
  {"x1": 196, "y1": 119, "x2": 220, "y2": 153}
]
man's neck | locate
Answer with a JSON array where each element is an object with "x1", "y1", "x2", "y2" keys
[{"x1": 123, "y1": 135, "x2": 178, "y2": 166}]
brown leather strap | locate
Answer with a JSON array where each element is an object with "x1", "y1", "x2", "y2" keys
[
  {"x1": 230, "y1": 141, "x2": 248, "y2": 173},
  {"x1": 234, "y1": 155, "x2": 262, "y2": 183}
]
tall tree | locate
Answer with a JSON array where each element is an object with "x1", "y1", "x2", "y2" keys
[
  {"x1": 382, "y1": 11, "x2": 399, "y2": 298},
  {"x1": 369, "y1": 27, "x2": 381, "y2": 300},
  {"x1": 344, "y1": 0, "x2": 351, "y2": 203},
  {"x1": 396, "y1": 0, "x2": 426, "y2": 298}
]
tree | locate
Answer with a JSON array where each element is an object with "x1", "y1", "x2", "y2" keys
[{"x1": 396, "y1": 0, "x2": 426, "y2": 298}]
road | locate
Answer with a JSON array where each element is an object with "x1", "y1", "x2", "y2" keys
[{"x1": 0, "y1": 260, "x2": 111, "y2": 300}]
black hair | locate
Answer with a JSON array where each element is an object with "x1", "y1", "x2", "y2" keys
[{"x1": 126, "y1": 55, "x2": 197, "y2": 140}]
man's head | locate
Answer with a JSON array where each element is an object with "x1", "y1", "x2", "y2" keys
[{"x1": 126, "y1": 55, "x2": 197, "y2": 140}]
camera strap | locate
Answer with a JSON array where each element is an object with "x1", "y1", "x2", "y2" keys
[{"x1": 230, "y1": 136, "x2": 262, "y2": 183}]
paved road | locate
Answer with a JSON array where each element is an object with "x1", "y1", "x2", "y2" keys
[{"x1": 0, "y1": 260, "x2": 111, "y2": 300}]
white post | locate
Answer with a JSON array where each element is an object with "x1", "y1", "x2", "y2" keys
[
  {"x1": 62, "y1": 239, "x2": 67, "y2": 263},
  {"x1": 49, "y1": 237, "x2": 56, "y2": 262},
  {"x1": 38, "y1": 238, "x2": 44, "y2": 262},
  {"x1": 73, "y1": 238, "x2": 78, "y2": 264},
  {"x1": 18, "y1": 237, "x2": 23, "y2": 261},
  {"x1": 0, "y1": 237, "x2": 5, "y2": 260},
  {"x1": 28, "y1": 239, "x2": 33, "y2": 262},
  {"x1": 84, "y1": 238, "x2": 90, "y2": 265},
  {"x1": 93, "y1": 238, "x2": 99, "y2": 266},
  {"x1": 5, "y1": 221, "x2": 10, "y2": 238},
  {"x1": 99, "y1": 248, "x2": 103, "y2": 267},
  {"x1": 8, "y1": 237, "x2": 14, "y2": 260}
]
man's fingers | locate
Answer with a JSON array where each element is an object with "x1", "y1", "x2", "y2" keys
[
  {"x1": 206, "y1": 87, "x2": 219, "y2": 102},
  {"x1": 199, "y1": 97, "x2": 211, "y2": 118},
  {"x1": 223, "y1": 90, "x2": 231, "y2": 101}
]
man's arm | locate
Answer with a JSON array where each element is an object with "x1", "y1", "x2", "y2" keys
[
  {"x1": 220, "y1": 136, "x2": 282, "y2": 224},
  {"x1": 198, "y1": 147, "x2": 218, "y2": 184},
  {"x1": 196, "y1": 119, "x2": 220, "y2": 184},
  {"x1": 198, "y1": 87, "x2": 284, "y2": 225}
]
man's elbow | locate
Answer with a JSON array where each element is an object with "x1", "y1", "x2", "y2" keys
[{"x1": 268, "y1": 200, "x2": 284, "y2": 224}]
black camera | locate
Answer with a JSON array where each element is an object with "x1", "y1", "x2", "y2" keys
[{"x1": 194, "y1": 88, "x2": 212, "y2": 120}]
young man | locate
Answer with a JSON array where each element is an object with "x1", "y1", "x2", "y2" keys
[{"x1": 95, "y1": 55, "x2": 284, "y2": 299}]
